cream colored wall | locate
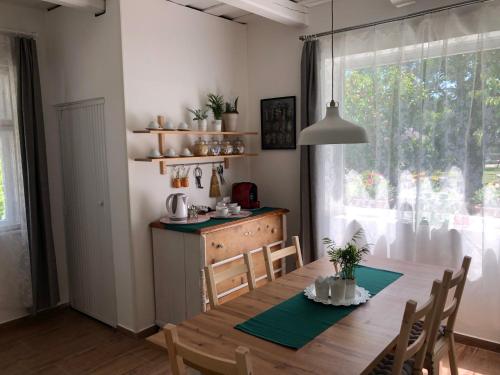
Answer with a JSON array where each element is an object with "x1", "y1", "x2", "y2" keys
[
  {"x1": 246, "y1": 0, "x2": 464, "y2": 242},
  {"x1": 43, "y1": 0, "x2": 136, "y2": 329},
  {"x1": 120, "y1": 0, "x2": 250, "y2": 331}
]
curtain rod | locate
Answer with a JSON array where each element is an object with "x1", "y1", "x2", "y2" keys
[
  {"x1": 299, "y1": 0, "x2": 492, "y2": 41},
  {"x1": 0, "y1": 27, "x2": 37, "y2": 38}
]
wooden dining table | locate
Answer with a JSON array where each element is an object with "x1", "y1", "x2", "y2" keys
[{"x1": 149, "y1": 255, "x2": 447, "y2": 374}]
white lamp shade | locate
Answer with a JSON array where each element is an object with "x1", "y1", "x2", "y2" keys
[{"x1": 299, "y1": 106, "x2": 368, "y2": 145}]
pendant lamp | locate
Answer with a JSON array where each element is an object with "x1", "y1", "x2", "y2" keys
[{"x1": 298, "y1": 0, "x2": 368, "y2": 146}]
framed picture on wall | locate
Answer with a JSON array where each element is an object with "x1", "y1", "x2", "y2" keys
[{"x1": 260, "y1": 96, "x2": 296, "y2": 150}]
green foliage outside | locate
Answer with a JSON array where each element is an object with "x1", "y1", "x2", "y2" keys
[{"x1": 341, "y1": 49, "x2": 500, "y2": 211}]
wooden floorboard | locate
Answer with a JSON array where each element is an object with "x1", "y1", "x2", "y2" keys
[{"x1": 0, "y1": 308, "x2": 498, "y2": 374}]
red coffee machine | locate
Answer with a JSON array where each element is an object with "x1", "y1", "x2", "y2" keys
[{"x1": 232, "y1": 182, "x2": 260, "y2": 209}]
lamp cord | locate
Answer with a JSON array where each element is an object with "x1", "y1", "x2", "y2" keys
[{"x1": 330, "y1": 0, "x2": 335, "y2": 107}]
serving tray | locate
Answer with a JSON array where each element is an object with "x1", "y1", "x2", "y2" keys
[{"x1": 160, "y1": 215, "x2": 211, "y2": 225}]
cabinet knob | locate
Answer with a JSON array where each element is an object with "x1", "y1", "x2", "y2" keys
[
  {"x1": 216, "y1": 243, "x2": 224, "y2": 249},
  {"x1": 271, "y1": 228, "x2": 276, "y2": 234}
]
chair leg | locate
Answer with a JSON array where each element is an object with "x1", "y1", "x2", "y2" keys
[
  {"x1": 448, "y1": 334, "x2": 459, "y2": 375},
  {"x1": 426, "y1": 356, "x2": 440, "y2": 375}
]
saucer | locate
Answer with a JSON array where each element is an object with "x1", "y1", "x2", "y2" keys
[
  {"x1": 181, "y1": 153, "x2": 193, "y2": 157},
  {"x1": 178, "y1": 128, "x2": 190, "y2": 131},
  {"x1": 165, "y1": 154, "x2": 178, "y2": 158}
]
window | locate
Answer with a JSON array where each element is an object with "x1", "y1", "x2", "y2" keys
[
  {"x1": 0, "y1": 65, "x2": 21, "y2": 229},
  {"x1": 316, "y1": 2, "x2": 500, "y2": 341}
]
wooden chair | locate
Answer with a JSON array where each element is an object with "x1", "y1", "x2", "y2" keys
[
  {"x1": 416, "y1": 256, "x2": 472, "y2": 375},
  {"x1": 205, "y1": 251, "x2": 256, "y2": 309},
  {"x1": 263, "y1": 236, "x2": 304, "y2": 281},
  {"x1": 370, "y1": 280, "x2": 443, "y2": 375},
  {"x1": 164, "y1": 323, "x2": 253, "y2": 375}
]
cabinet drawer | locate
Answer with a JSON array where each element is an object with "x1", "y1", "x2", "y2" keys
[
  {"x1": 204, "y1": 214, "x2": 283, "y2": 265},
  {"x1": 203, "y1": 214, "x2": 285, "y2": 305}
]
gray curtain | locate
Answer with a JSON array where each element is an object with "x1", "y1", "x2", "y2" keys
[
  {"x1": 16, "y1": 37, "x2": 59, "y2": 313},
  {"x1": 300, "y1": 40, "x2": 321, "y2": 264}
]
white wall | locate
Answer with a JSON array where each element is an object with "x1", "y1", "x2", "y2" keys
[
  {"x1": 246, "y1": 0, "x2": 465, "y2": 242},
  {"x1": 43, "y1": 0, "x2": 136, "y2": 329},
  {"x1": 120, "y1": 0, "x2": 250, "y2": 331}
]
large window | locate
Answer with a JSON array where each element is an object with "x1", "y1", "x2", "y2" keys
[
  {"x1": 0, "y1": 64, "x2": 20, "y2": 229},
  {"x1": 316, "y1": 2, "x2": 500, "y2": 342}
]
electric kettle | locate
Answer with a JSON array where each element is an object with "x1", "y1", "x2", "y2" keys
[{"x1": 166, "y1": 193, "x2": 188, "y2": 221}]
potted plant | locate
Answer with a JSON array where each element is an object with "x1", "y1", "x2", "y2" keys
[
  {"x1": 187, "y1": 107, "x2": 209, "y2": 131},
  {"x1": 323, "y1": 229, "x2": 369, "y2": 300},
  {"x1": 223, "y1": 97, "x2": 239, "y2": 132},
  {"x1": 207, "y1": 93, "x2": 224, "y2": 132}
]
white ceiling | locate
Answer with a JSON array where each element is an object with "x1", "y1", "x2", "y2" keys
[
  {"x1": 167, "y1": 0, "x2": 326, "y2": 23},
  {"x1": 0, "y1": 0, "x2": 328, "y2": 23},
  {"x1": 0, "y1": 0, "x2": 53, "y2": 9}
]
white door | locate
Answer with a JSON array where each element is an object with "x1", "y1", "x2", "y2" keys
[{"x1": 57, "y1": 98, "x2": 116, "y2": 327}]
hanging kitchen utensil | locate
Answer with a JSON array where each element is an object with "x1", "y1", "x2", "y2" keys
[
  {"x1": 209, "y1": 164, "x2": 221, "y2": 198},
  {"x1": 194, "y1": 165, "x2": 203, "y2": 189},
  {"x1": 217, "y1": 163, "x2": 225, "y2": 185}
]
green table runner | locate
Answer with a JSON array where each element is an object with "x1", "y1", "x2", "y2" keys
[
  {"x1": 162, "y1": 207, "x2": 279, "y2": 234},
  {"x1": 235, "y1": 265, "x2": 403, "y2": 349}
]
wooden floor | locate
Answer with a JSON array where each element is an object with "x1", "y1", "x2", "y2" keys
[{"x1": 1, "y1": 308, "x2": 499, "y2": 375}]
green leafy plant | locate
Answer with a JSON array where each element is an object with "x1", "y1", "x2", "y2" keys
[
  {"x1": 207, "y1": 94, "x2": 225, "y2": 120},
  {"x1": 224, "y1": 97, "x2": 239, "y2": 114},
  {"x1": 323, "y1": 229, "x2": 370, "y2": 280},
  {"x1": 187, "y1": 107, "x2": 209, "y2": 120}
]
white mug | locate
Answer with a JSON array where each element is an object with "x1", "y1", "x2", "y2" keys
[
  {"x1": 181, "y1": 148, "x2": 192, "y2": 156},
  {"x1": 165, "y1": 148, "x2": 177, "y2": 157},
  {"x1": 178, "y1": 122, "x2": 189, "y2": 130},
  {"x1": 164, "y1": 121, "x2": 175, "y2": 130},
  {"x1": 149, "y1": 149, "x2": 161, "y2": 158},
  {"x1": 216, "y1": 206, "x2": 229, "y2": 217},
  {"x1": 148, "y1": 120, "x2": 160, "y2": 129}
]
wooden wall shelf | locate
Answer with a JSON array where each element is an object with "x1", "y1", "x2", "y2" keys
[
  {"x1": 133, "y1": 129, "x2": 258, "y2": 136},
  {"x1": 133, "y1": 119, "x2": 259, "y2": 174},
  {"x1": 135, "y1": 153, "x2": 258, "y2": 163}
]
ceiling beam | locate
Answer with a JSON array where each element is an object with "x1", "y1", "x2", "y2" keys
[
  {"x1": 217, "y1": 0, "x2": 309, "y2": 26},
  {"x1": 43, "y1": 0, "x2": 105, "y2": 13}
]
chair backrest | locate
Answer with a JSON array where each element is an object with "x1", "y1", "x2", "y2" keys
[
  {"x1": 392, "y1": 280, "x2": 442, "y2": 374},
  {"x1": 427, "y1": 255, "x2": 471, "y2": 352},
  {"x1": 164, "y1": 324, "x2": 253, "y2": 375},
  {"x1": 205, "y1": 251, "x2": 256, "y2": 309},
  {"x1": 263, "y1": 236, "x2": 304, "y2": 281}
]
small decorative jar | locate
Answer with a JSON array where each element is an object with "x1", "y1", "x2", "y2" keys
[
  {"x1": 233, "y1": 138, "x2": 245, "y2": 155},
  {"x1": 221, "y1": 140, "x2": 233, "y2": 155},
  {"x1": 314, "y1": 276, "x2": 330, "y2": 301},
  {"x1": 208, "y1": 139, "x2": 221, "y2": 156},
  {"x1": 193, "y1": 138, "x2": 209, "y2": 156}
]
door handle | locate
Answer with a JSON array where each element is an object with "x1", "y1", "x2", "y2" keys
[{"x1": 98, "y1": 201, "x2": 104, "y2": 207}]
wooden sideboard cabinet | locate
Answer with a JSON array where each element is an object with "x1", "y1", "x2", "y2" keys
[{"x1": 150, "y1": 208, "x2": 289, "y2": 326}]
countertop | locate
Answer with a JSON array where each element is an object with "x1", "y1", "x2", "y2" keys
[{"x1": 150, "y1": 207, "x2": 289, "y2": 235}]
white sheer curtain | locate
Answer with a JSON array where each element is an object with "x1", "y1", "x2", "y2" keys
[
  {"x1": 0, "y1": 34, "x2": 31, "y2": 323},
  {"x1": 315, "y1": 1, "x2": 500, "y2": 342}
]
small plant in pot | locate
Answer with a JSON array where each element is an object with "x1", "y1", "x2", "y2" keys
[
  {"x1": 207, "y1": 93, "x2": 224, "y2": 132},
  {"x1": 187, "y1": 107, "x2": 209, "y2": 131},
  {"x1": 323, "y1": 229, "x2": 369, "y2": 301},
  {"x1": 223, "y1": 97, "x2": 239, "y2": 132}
]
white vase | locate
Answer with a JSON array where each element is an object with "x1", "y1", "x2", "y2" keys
[
  {"x1": 212, "y1": 119, "x2": 222, "y2": 132},
  {"x1": 330, "y1": 277, "x2": 346, "y2": 303},
  {"x1": 197, "y1": 119, "x2": 208, "y2": 131},
  {"x1": 222, "y1": 113, "x2": 238, "y2": 132},
  {"x1": 314, "y1": 276, "x2": 330, "y2": 301},
  {"x1": 345, "y1": 278, "x2": 356, "y2": 300}
]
